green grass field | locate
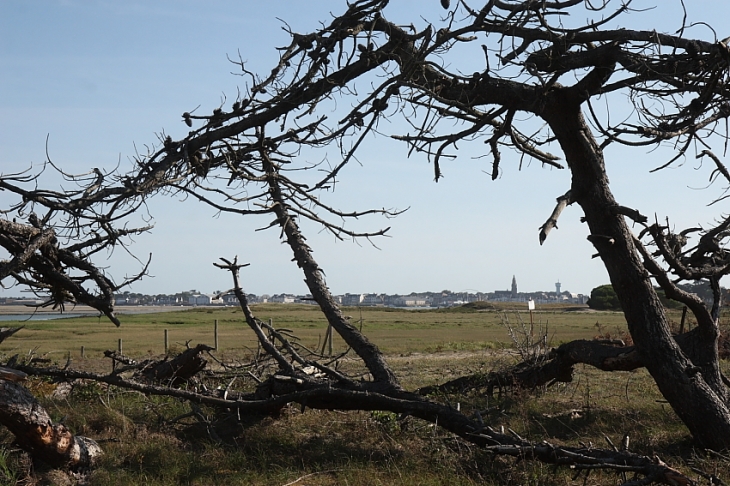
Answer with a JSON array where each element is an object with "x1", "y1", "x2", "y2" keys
[{"x1": 0, "y1": 303, "x2": 639, "y2": 361}]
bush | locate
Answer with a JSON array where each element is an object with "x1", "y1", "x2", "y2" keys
[
  {"x1": 655, "y1": 289, "x2": 684, "y2": 310},
  {"x1": 588, "y1": 284, "x2": 687, "y2": 311},
  {"x1": 587, "y1": 284, "x2": 621, "y2": 311}
]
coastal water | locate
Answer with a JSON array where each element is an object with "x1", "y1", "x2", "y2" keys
[{"x1": 0, "y1": 313, "x2": 86, "y2": 322}]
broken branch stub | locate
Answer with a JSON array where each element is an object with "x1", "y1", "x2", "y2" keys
[{"x1": 0, "y1": 379, "x2": 102, "y2": 469}]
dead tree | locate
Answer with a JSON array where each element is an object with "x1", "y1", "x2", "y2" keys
[
  {"x1": 109, "y1": 0, "x2": 729, "y2": 449},
  {"x1": 4, "y1": 0, "x2": 730, "y2": 481},
  {"x1": 0, "y1": 171, "x2": 151, "y2": 325}
]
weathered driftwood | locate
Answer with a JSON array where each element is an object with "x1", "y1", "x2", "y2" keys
[
  {"x1": 0, "y1": 337, "x2": 208, "y2": 469},
  {"x1": 0, "y1": 329, "x2": 102, "y2": 468},
  {"x1": 0, "y1": 378, "x2": 102, "y2": 469}
]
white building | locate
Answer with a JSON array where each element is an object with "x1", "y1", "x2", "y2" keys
[
  {"x1": 189, "y1": 294, "x2": 211, "y2": 305},
  {"x1": 269, "y1": 294, "x2": 296, "y2": 303},
  {"x1": 341, "y1": 293, "x2": 364, "y2": 306}
]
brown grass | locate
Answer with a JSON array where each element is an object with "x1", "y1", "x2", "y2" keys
[{"x1": 0, "y1": 304, "x2": 725, "y2": 485}]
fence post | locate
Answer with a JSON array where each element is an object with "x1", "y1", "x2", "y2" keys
[
  {"x1": 214, "y1": 320, "x2": 219, "y2": 351},
  {"x1": 118, "y1": 338, "x2": 123, "y2": 355},
  {"x1": 164, "y1": 329, "x2": 169, "y2": 353},
  {"x1": 80, "y1": 346, "x2": 85, "y2": 359}
]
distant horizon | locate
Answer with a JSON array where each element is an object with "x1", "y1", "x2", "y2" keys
[{"x1": 0, "y1": 282, "x2": 591, "y2": 301}]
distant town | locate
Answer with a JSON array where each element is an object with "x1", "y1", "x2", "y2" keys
[{"x1": 0, "y1": 276, "x2": 587, "y2": 308}]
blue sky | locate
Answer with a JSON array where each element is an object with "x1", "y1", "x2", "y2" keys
[{"x1": 2, "y1": 1, "x2": 730, "y2": 298}]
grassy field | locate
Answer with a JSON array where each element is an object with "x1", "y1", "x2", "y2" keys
[
  {"x1": 0, "y1": 302, "x2": 639, "y2": 361},
  {"x1": 0, "y1": 303, "x2": 722, "y2": 485}
]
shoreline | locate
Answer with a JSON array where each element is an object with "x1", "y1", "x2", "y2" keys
[{"x1": 0, "y1": 305, "x2": 202, "y2": 316}]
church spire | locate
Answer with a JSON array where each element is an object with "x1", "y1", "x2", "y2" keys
[{"x1": 511, "y1": 275, "x2": 517, "y2": 298}]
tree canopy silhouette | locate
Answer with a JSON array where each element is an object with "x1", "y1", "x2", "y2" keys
[{"x1": 588, "y1": 284, "x2": 621, "y2": 311}]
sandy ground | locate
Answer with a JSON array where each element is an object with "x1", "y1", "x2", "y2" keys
[{"x1": 0, "y1": 304, "x2": 196, "y2": 315}]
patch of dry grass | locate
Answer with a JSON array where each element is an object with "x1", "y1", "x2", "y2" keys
[{"x1": 0, "y1": 354, "x2": 727, "y2": 485}]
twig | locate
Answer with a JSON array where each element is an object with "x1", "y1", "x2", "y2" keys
[{"x1": 281, "y1": 469, "x2": 341, "y2": 486}]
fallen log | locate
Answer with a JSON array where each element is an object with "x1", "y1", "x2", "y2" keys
[
  {"x1": 418, "y1": 329, "x2": 724, "y2": 397},
  {"x1": 0, "y1": 378, "x2": 102, "y2": 469},
  {"x1": 138, "y1": 343, "x2": 212, "y2": 386},
  {"x1": 417, "y1": 340, "x2": 647, "y2": 396},
  {"x1": 100, "y1": 344, "x2": 212, "y2": 385},
  {"x1": 0, "y1": 365, "x2": 27, "y2": 383}
]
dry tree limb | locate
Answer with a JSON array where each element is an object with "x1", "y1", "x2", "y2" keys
[
  {"x1": 281, "y1": 470, "x2": 341, "y2": 486},
  {"x1": 698, "y1": 149, "x2": 730, "y2": 185},
  {"x1": 0, "y1": 307, "x2": 693, "y2": 481},
  {"x1": 417, "y1": 328, "x2": 727, "y2": 398},
  {"x1": 539, "y1": 190, "x2": 573, "y2": 245},
  {"x1": 214, "y1": 257, "x2": 365, "y2": 390},
  {"x1": 0, "y1": 327, "x2": 23, "y2": 344},
  {"x1": 0, "y1": 366, "x2": 27, "y2": 383},
  {"x1": 0, "y1": 217, "x2": 150, "y2": 326},
  {"x1": 3, "y1": 0, "x2": 730, "y2": 477}
]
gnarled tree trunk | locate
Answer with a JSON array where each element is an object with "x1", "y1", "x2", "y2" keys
[{"x1": 543, "y1": 98, "x2": 730, "y2": 450}]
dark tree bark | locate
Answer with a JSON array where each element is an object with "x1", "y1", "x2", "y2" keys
[
  {"x1": 259, "y1": 150, "x2": 401, "y2": 390},
  {"x1": 541, "y1": 100, "x2": 730, "y2": 449}
]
